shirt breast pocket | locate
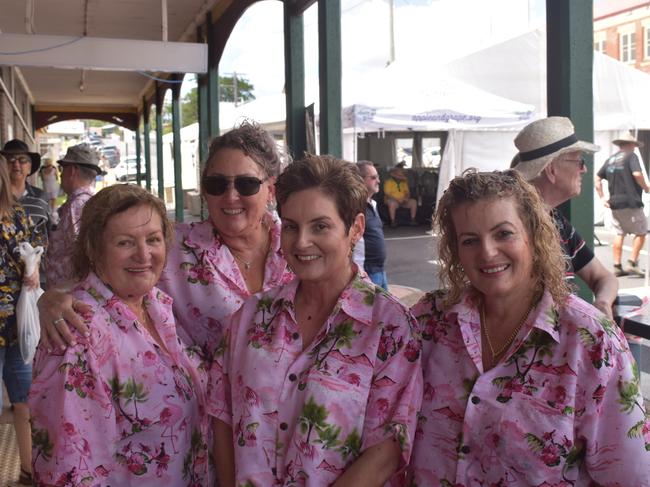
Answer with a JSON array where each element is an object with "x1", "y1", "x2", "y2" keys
[{"x1": 495, "y1": 395, "x2": 578, "y2": 484}]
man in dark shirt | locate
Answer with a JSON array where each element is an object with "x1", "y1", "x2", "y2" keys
[
  {"x1": 512, "y1": 117, "x2": 618, "y2": 319},
  {"x1": 595, "y1": 133, "x2": 649, "y2": 277},
  {"x1": 356, "y1": 161, "x2": 388, "y2": 289}
]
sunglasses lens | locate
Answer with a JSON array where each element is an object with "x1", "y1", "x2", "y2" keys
[
  {"x1": 234, "y1": 177, "x2": 263, "y2": 196},
  {"x1": 203, "y1": 176, "x2": 229, "y2": 195}
]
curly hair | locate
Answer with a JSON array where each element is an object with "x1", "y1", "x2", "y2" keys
[
  {"x1": 275, "y1": 154, "x2": 367, "y2": 233},
  {"x1": 201, "y1": 121, "x2": 283, "y2": 182},
  {"x1": 435, "y1": 168, "x2": 570, "y2": 308},
  {"x1": 72, "y1": 184, "x2": 173, "y2": 279}
]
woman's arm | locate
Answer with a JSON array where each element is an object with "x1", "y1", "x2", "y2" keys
[
  {"x1": 30, "y1": 322, "x2": 117, "y2": 484},
  {"x1": 332, "y1": 437, "x2": 401, "y2": 487},
  {"x1": 213, "y1": 419, "x2": 235, "y2": 487}
]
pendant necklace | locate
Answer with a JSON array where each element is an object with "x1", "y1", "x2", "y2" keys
[{"x1": 232, "y1": 252, "x2": 252, "y2": 271}]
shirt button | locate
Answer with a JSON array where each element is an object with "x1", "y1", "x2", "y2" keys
[
  {"x1": 460, "y1": 445, "x2": 470, "y2": 454},
  {"x1": 288, "y1": 373, "x2": 297, "y2": 382},
  {"x1": 471, "y1": 396, "x2": 480, "y2": 404},
  {"x1": 280, "y1": 422, "x2": 288, "y2": 431},
  {"x1": 292, "y1": 332, "x2": 300, "y2": 340}
]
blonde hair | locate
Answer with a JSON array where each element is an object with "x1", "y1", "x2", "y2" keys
[
  {"x1": 0, "y1": 155, "x2": 16, "y2": 218},
  {"x1": 435, "y1": 168, "x2": 570, "y2": 308},
  {"x1": 72, "y1": 184, "x2": 173, "y2": 279}
]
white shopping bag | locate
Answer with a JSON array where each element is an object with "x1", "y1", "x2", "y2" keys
[{"x1": 16, "y1": 242, "x2": 44, "y2": 364}]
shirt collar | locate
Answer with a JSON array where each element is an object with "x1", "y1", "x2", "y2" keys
[
  {"x1": 275, "y1": 271, "x2": 375, "y2": 327},
  {"x1": 450, "y1": 288, "x2": 561, "y2": 344}
]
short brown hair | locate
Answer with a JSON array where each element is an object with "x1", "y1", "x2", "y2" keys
[
  {"x1": 202, "y1": 121, "x2": 282, "y2": 181},
  {"x1": 72, "y1": 184, "x2": 173, "y2": 279},
  {"x1": 275, "y1": 154, "x2": 366, "y2": 232},
  {"x1": 435, "y1": 168, "x2": 569, "y2": 307}
]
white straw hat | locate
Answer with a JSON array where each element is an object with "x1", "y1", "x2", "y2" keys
[
  {"x1": 613, "y1": 132, "x2": 644, "y2": 148},
  {"x1": 511, "y1": 117, "x2": 600, "y2": 180}
]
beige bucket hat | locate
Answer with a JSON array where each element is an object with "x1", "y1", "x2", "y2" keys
[
  {"x1": 510, "y1": 117, "x2": 600, "y2": 180},
  {"x1": 613, "y1": 132, "x2": 644, "y2": 148}
]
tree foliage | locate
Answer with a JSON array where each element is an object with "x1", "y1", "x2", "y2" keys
[{"x1": 177, "y1": 74, "x2": 256, "y2": 128}]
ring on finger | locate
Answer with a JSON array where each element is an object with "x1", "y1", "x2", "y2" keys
[{"x1": 52, "y1": 317, "x2": 66, "y2": 327}]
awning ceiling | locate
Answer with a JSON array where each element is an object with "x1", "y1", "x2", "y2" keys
[{"x1": 0, "y1": 0, "x2": 228, "y2": 126}]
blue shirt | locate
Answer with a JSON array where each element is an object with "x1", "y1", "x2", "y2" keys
[{"x1": 363, "y1": 199, "x2": 386, "y2": 272}]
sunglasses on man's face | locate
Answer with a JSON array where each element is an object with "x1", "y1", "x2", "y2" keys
[
  {"x1": 561, "y1": 156, "x2": 587, "y2": 170},
  {"x1": 202, "y1": 175, "x2": 267, "y2": 196}
]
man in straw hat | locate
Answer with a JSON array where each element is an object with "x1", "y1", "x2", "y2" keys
[
  {"x1": 0, "y1": 139, "x2": 51, "y2": 247},
  {"x1": 44, "y1": 143, "x2": 104, "y2": 286},
  {"x1": 596, "y1": 132, "x2": 650, "y2": 277},
  {"x1": 512, "y1": 116, "x2": 618, "y2": 319}
]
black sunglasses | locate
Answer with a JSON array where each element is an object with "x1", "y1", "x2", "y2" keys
[{"x1": 203, "y1": 175, "x2": 267, "y2": 196}]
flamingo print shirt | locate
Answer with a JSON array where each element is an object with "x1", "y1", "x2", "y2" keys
[
  {"x1": 158, "y1": 215, "x2": 293, "y2": 359},
  {"x1": 208, "y1": 273, "x2": 423, "y2": 486},
  {"x1": 408, "y1": 289, "x2": 650, "y2": 486},
  {"x1": 29, "y1": 273, "x2": 211, "y2": 487}
]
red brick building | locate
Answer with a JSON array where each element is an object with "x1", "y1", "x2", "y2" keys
[{"x1": 594, "y1": 1, "x2": 650, "y2": 74}]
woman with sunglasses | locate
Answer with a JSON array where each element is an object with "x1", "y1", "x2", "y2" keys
[{"x1": 38, "y1": 122, "x2": 293, "y2": 362}]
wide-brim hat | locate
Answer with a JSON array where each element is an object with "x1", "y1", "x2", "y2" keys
[
  {"x1": 510, "y1": 116, "x2": 600, "y2": 181},
  {"x1": 57, "y1": 143, "x2": 105, "y2": 175},
  {"x1": 613, "y1": 132, "x2": 644, "y2": 148},
  {"x1": 0, "y1": 139, "x2": 41, "y2": 175}
]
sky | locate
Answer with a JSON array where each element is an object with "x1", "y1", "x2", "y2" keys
[{"x1": 211, "y1": 0, "x2": 547, "y2": 103}]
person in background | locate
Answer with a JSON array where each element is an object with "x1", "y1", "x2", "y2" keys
[
  {"x1": 44, "y1": 144, "x2": 103, "y2": 287},
  {"x1": 39, "y1": 122, "x2": 293, "y2": 363},
  {"x1": 39, "y1": 158, "x2": 60, "y2": 213},
  {"x1": 511, "y1": 116, "x2": 617, "y2": 319},
  {"x1": 0, "y1": 155, "x2": 42, "y2": 486},
  {"x1": 595, "y1": 132, "x2": 650, "y2": 277},
  {"x1": 1, "y1": 139, "x2": 51, "y2": 286},
  {"x1": 409, "y1": 169, "x2": 649, "y2": 485},
  {"x1": 210, "y1": 155, "x2": 422, "y2": 487},
  {"x1": 383, "y1": 162, "x2": 418, "y2": 227},
  {"x1": 30, "y1": 184, "x2": 211, "y2": 485},
  {"x1": 354, "y1": 161, "x2": 389, "y2": 290}
]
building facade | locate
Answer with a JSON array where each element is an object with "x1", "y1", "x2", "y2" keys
[{"x1": 594, "y1": 1, "x2": 650, "y2": 74}]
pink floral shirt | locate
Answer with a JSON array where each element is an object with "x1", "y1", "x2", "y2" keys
[
  {"x1": 158, "y1": 215, "x2": 293, "y2": 358},
  {"x1": 44, "y1": 185, "x2": 94, "y2": 286},
  {"x1": 409, "y1": 289, "x2": 650, "y2": 486},
  {"x1": 208, "y1": 273, "x2": 423, "y2": 486},
  {"x1": 29, "y1": 273, "x2": 211, "y2": 487}
]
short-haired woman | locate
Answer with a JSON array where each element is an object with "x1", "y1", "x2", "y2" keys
[
  {"x1": 30, "y1": 185, "x2": 211, "y2": 485},
  {"x1": 409, "y1": 169, "x2": 650, "y2": 485},
  {"x1": 210, "y1": 155, "x2": 422, "y2": 486}
]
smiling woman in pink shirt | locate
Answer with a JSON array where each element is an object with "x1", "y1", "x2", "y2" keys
[
  {"x1": 38, "y1": 122, "x2": 293, "y2": 360},
  {"x1": 209, "y1": 155, "x2": 423, "y2": 487},
  {"x1": 408, "y1": 169, "x2": 650, "y2": 486},
  {"x1": 30, "y1": 185, "x2": 211, "y2": 486}
]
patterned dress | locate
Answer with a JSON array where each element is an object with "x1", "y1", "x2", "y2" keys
[
  {"x1": 158, "y1": 215, "x2": 293, "y2": 359},
  {"x1": 408, "y1": 288, "x2": 650, "y2": 486},
  {"x1": 0, "y1": 203, "x2": 42, "y2": 349},
  {"x1": 208, "y1": 273, "x2": 423, "y2": 486},
  {"x1": 29, "y1": 273, "x2": 211, "y2": 486}
]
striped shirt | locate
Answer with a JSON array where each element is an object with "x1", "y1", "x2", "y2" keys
[{"x1": 19, "y1": 184, "x2": 50, "y2": 246}]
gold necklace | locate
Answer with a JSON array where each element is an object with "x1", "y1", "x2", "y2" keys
[
  {"x1": 480, "y1": 299, "x2": 535, "y2": 360},
  {"x1": 232, "y1": 252, "x2": 252, "y2": 271}
]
